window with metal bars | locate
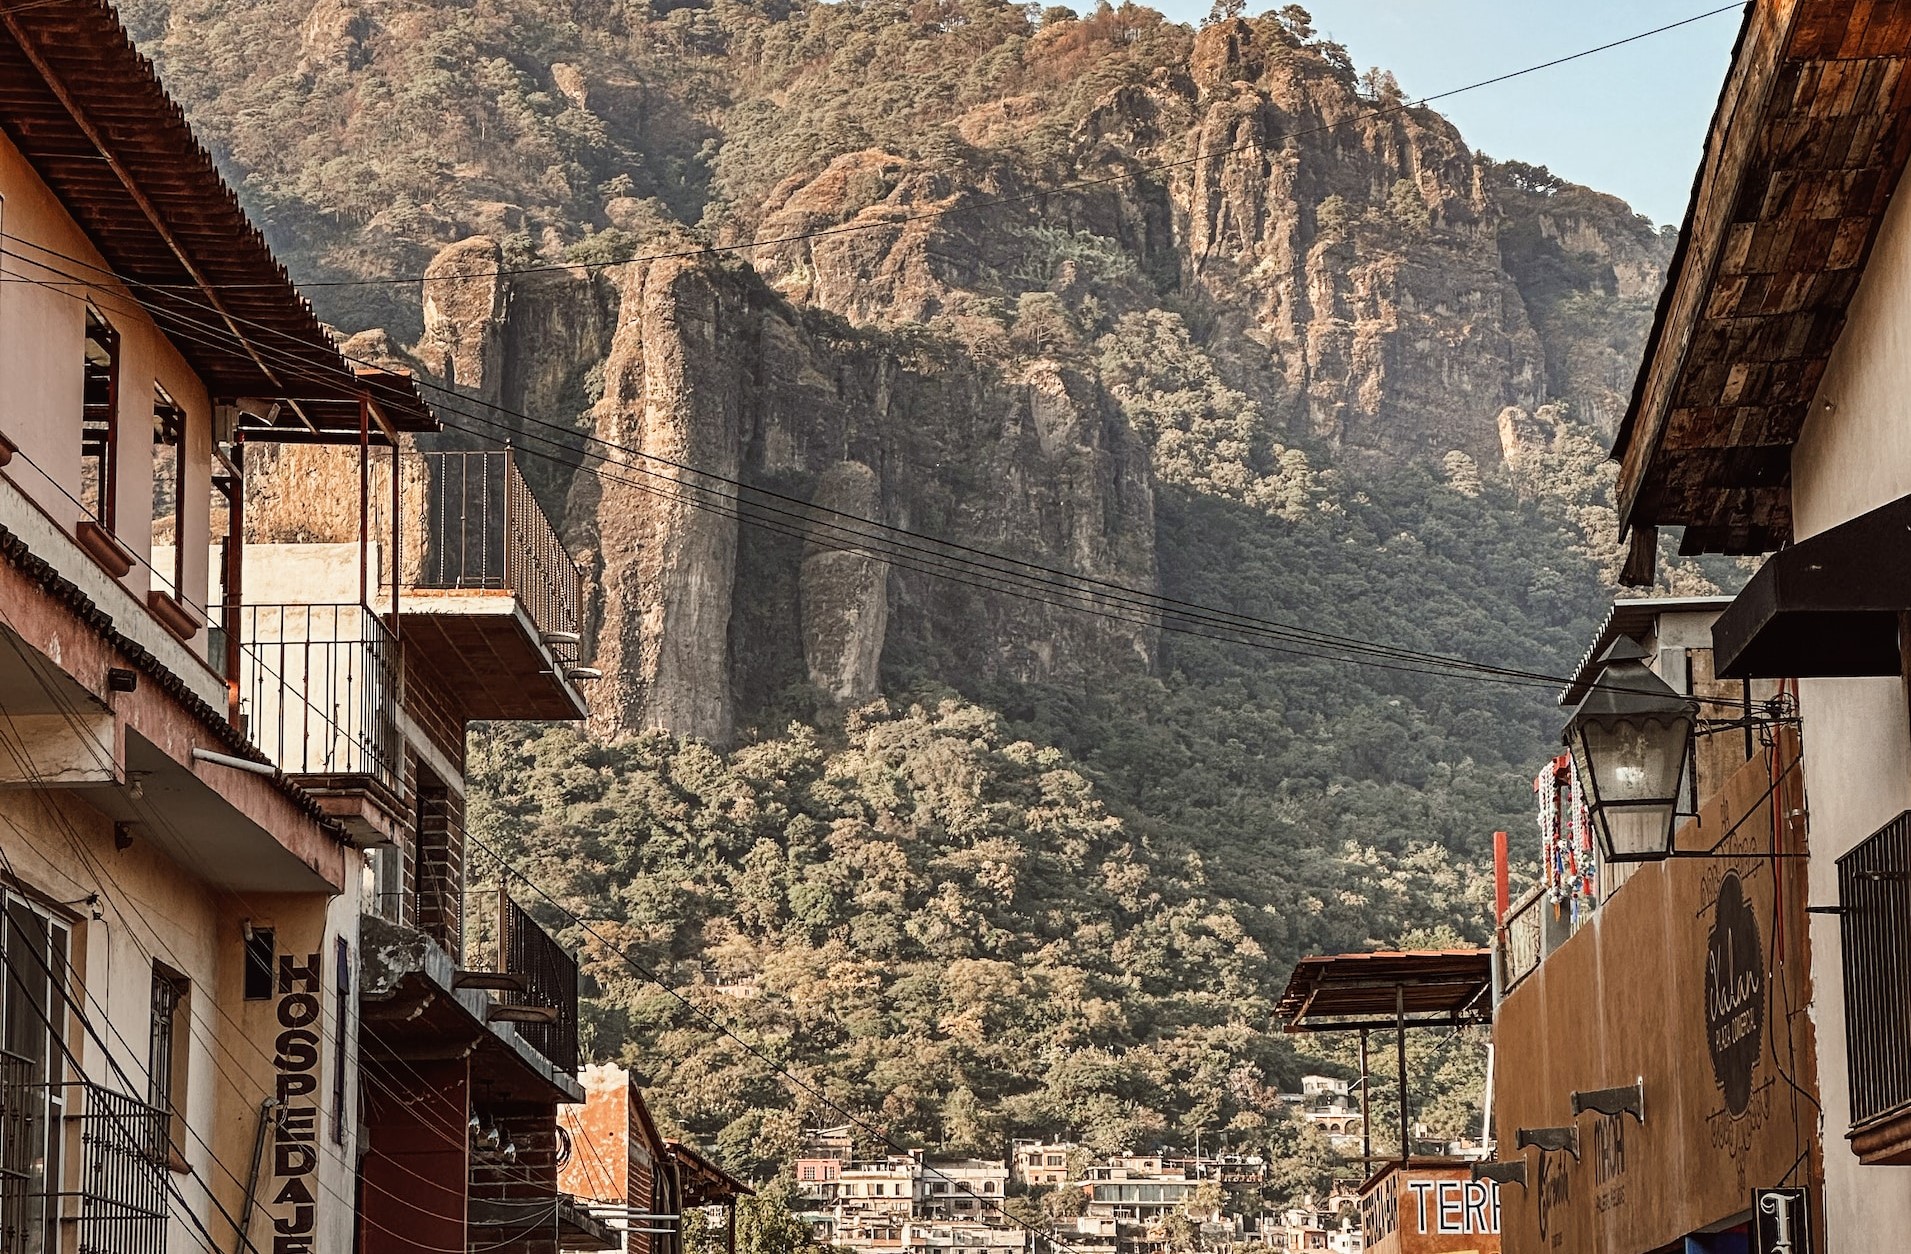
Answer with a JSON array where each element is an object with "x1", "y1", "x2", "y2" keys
[
  {"x1": 1838, "y1": 810, "x2": 1911, "y2": 1131},
  {"x1": 147, "y1": 964, "x2": 187, "y2": 1163},
  {"x1": 0, "y1": 892, "x2": 70, "y2": 1254}
]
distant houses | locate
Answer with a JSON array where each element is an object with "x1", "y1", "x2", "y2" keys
[{"x1": 793, "y1": 1081, "x2": 1370, "y2": 1254}]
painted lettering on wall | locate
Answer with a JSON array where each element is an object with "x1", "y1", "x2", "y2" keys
[
  {"x1": 272, "y1": 952, "x2": 322, "y2": 1254},
  {"x1": 1592, "y1": 1113, "x2": 1628, "y2": 1213},
  {"x1": 1359, "y1": 1175, "x2": 1398, "y2": 1246},
  {"x1": 1404, "y1": 1178, "x2": 1500, "y2": 1235},
  {"x1": 1704, "y1": 871, "x2": 1766, "y2": 1117},
  {"x1": 1537, "y1": 1152, "x2": 1570, "y2": 1250}
]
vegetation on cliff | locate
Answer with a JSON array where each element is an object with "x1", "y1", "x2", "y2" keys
[{"x1": 126, "y1": 0, "x2": 1720, "y2": 1201}]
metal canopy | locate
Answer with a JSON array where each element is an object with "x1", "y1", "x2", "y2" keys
[
  {"x1": 1274, "y1": 948, "x2": 1494, "y2": 1033},
  {"x1": 1712, "y1": 491, "x2": 1911, "y2": 678},
  {"x1": 0, "y1": 1, "x2": 438, "y2": 435},
  {"x1": 668, "y1": 1140, "x2": 754, "y2": 1204}
]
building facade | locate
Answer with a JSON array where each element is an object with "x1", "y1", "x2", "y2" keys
[
  {"x1": 0, "y1": 3, "x2": 596, "y2": 1251},
  {"x1": 1611, "y1": 0, "x2": 1911, "y2": 1249},
  {"x1": 1487, "y1": 601, "x2": 1817, "y2": 1252}
]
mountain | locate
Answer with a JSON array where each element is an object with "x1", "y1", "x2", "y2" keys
[{"x1": 121, "y1": 0, "x2": 1721, "y2": 1190}]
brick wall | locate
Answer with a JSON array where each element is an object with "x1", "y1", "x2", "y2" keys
[{"x1": 470, "y1": 1101, "x2": 562, "y2": 1254}]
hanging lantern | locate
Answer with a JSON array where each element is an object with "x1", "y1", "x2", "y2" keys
[{"x1": 1560, "y1": 636, "x2": 1696, "y2": 863}]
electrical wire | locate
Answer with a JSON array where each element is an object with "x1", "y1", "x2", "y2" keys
[
  {"x1": 0, "y1": 244, "x2": 1760, "y2": 710},
  {"x1": 1, "y1": 231, "x2": 1675, "y2": 693},
  {"x1": 0, "y1": 627, "x2": 542, "y2": 1254}
]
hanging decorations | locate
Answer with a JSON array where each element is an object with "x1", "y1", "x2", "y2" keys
[{"x1": 1534, "y1": 754, "x2": 1597, "y2": 918}]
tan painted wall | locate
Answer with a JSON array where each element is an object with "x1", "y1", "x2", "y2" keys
[
  {"x1": 0, "y1": 785, "x2": 361, "y2": 1254},
  {"x1": 1788, "y1": 140, "x2": 1911, "y2": 1251},
  {"x1": 1491, "y1": 742, "x2": 1819, "y2": 1254},
  {"x1": 0, "y1": 130, "x2": 215, "y2": 652}
]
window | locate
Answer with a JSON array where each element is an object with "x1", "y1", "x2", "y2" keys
[
  {"x1": 1046, "y1": 1155, "x2": 1063, "y2": 1167},
  {"x1": 80, "y1": 307, "x2": 119, "y2": 527},
  {"x1": 365, "y1": 846, "x2": 403, "y2": 924},
  {"x1": 148, "y1": 963, "x2": 188, "y2": 1158},
  {"x1": 243, "y1": 928, "x2": 275, "y2": 1001},
  {"x1": 802, "y1": 1167, "x2": 817, "y2": 1182},
  {"x1": 332, "y1": 937, "x2": 350, "y2": 1145},
  {"x1": 150, "y1": 387, "x2": 185, "y2": 597},
  {"x1": 0, "y1": 892, "x2": 70, "y2": 1253}
]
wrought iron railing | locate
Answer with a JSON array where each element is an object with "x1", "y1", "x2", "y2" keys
[
  {"x1": 1838, "y1": 810, "x2": 1911, "y2": 1128},
  {"x1": 413, "y1": 450, "x2": 583, "y2": 656},
  {"x1": 0, "y1": 1050, "x2": 45, "y2": 1253},
  {"x1": 69, "y1": 1082, "x2": 168, "y2": 1254},
  {"x1": 497, "y1": 891, "x2": 580, "y2": 1075},
  {"x1": 237, "y1": 603, "x2": 402, "y2": 795},
  {"x1": 1498, "y1": 886, "x2": 1545, "y2": 994}
]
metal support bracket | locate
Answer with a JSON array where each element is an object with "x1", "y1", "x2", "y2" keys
[
  {"x1": 1516, "y1": 1126, "x2": 1580, "y2": 1160},
  {"x1": 1470, "y1": 1160, "x2": 1527, "y2": 1188},
  {"x1": 1572, "y1": 1078, "x2": 1645, "y2": 1124}
]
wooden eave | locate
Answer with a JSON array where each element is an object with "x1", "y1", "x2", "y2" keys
[
  {"x1": 1614, "y1": 0, "x2": 1911, "y2": 556},
  {"x1": 0, "y1": 0, "x2": 438, "y2": 435}
]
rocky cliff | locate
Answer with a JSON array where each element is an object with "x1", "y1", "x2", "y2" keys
[{"x1": 126, "y1": 0, "x2": 1675, "y2": 741}]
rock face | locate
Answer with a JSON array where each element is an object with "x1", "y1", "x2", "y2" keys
[
  {"x1": 385, "y1": 16, "x2": 1671, "y2": 742},
  {"x1": 141, "y1": 3, "x2": 1674, "y2": 742},
  {"x1": 417, "y1": 249, "x2": 1156, "y2": 742}
]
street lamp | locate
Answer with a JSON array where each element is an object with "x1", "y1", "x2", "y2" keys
[{"x1": 1561, "y1": 636, "x2": 1697, "y2": 863}]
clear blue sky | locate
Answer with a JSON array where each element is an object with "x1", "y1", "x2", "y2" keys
[{"x1": 1148, "y1": 1, "x2": 1743, "y2": 226}]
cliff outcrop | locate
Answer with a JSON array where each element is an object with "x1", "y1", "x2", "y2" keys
[{"x1": 131, "y1": 0, "x2": 1675, "y2": 740}]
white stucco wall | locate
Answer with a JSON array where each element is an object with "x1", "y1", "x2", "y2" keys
[{"x1": 1788, "y1": 149, "x2": 1911, "y2": 1237}]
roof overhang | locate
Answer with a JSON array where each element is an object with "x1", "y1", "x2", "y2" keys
[
  {"x1": 1273, "y1": 949, "x2": 1493, "y2": 1033},
  {"x1": 1614, "y1": 0, "x2": 1911, "y2": 557},
  {"x1": 1712, "y1": 490, "x2": 1911, "y2": 677},
  {"x1": 0, "y1": 1, "x2": 437, "y2": 435},
  {"x1": 668, "y1": 1140, "x2": 755, "y2": 1203},
  {"x1": 1558, "y1": 596, "x2": 1736, "y2": 705}
]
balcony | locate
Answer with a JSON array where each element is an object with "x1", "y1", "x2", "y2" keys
[
  {"x1": 1838, "y1": 810, "x2": 1911, "y2": 1163},
  {"x1": 489, "y1": 890, "x2": 581, "y2": 1076},
  {"x1": 360, "y1": 905, "x2": 581, "y2": 1103},
  {"x1": 0, "y1": 1073, "x2": 169, "y2": 1254},
  {"x1": 235, "y1": 603, "x2": 404, "y2": 842},
  {"x1": 1496, "y1": 884, "x2": 1587, "y2": 997},
  {"x1": 403, "y1": 449, "x2": 587, "y2": 721}
]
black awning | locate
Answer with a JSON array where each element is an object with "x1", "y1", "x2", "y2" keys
[{"x1": 1713, "y1": 493, "x2": 1911, "y2": 678}]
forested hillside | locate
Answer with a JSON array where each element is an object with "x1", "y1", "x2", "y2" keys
[{"x1": 122, "y1": 0, "x2": 1726, "y2": 1198}]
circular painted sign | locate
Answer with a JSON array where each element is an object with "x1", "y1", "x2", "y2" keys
[{"x1": 1705, "y1": 871, "x2": 1766, "y2": 1117}]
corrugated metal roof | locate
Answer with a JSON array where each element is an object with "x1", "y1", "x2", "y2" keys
[
  {"x1": 0, "y1": 1, "x2": 437, "y2": 434},
  {"x1": 1274, "y1": 949, "x2": 1492, "y2": 1032},
  {"x1": 1558, "y1": 596, "x2": 1736, "y2": 707}
]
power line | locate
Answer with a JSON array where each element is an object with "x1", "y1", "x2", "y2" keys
[
  {"x1": 51, "y1": 2, "x2": 1741, "y2": 291},
  {"x1": 1, "y1": 243, "x2": 1745, "y2": 708}
]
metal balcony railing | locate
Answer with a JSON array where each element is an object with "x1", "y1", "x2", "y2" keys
[
  {"x1": 237, "y1": 603, "x2": 402, "y2": 795},
  {"x1": 1497, "y1": 887, "x2": 1545, "y2": 995},
  {"x1": 1838, "y1": 810, "x2": 1911, "y2": 1128},
  {"x1": 0, "y1": 1077, "x2": 167, "y2": 1254},
  {"x1": 72, "y1": 1082, "x2": 169, "y2": 1254},
  {"x1": 413, "y1": 450, "x2": 584, "y2": 655},
  {"x1": 496, "y1": 891, "x2": 580, "y2": 1075}
]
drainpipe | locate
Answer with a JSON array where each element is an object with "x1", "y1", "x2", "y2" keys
[{"x1": 233, "y1": 1096, "x2": 278, "y2": 1254}]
